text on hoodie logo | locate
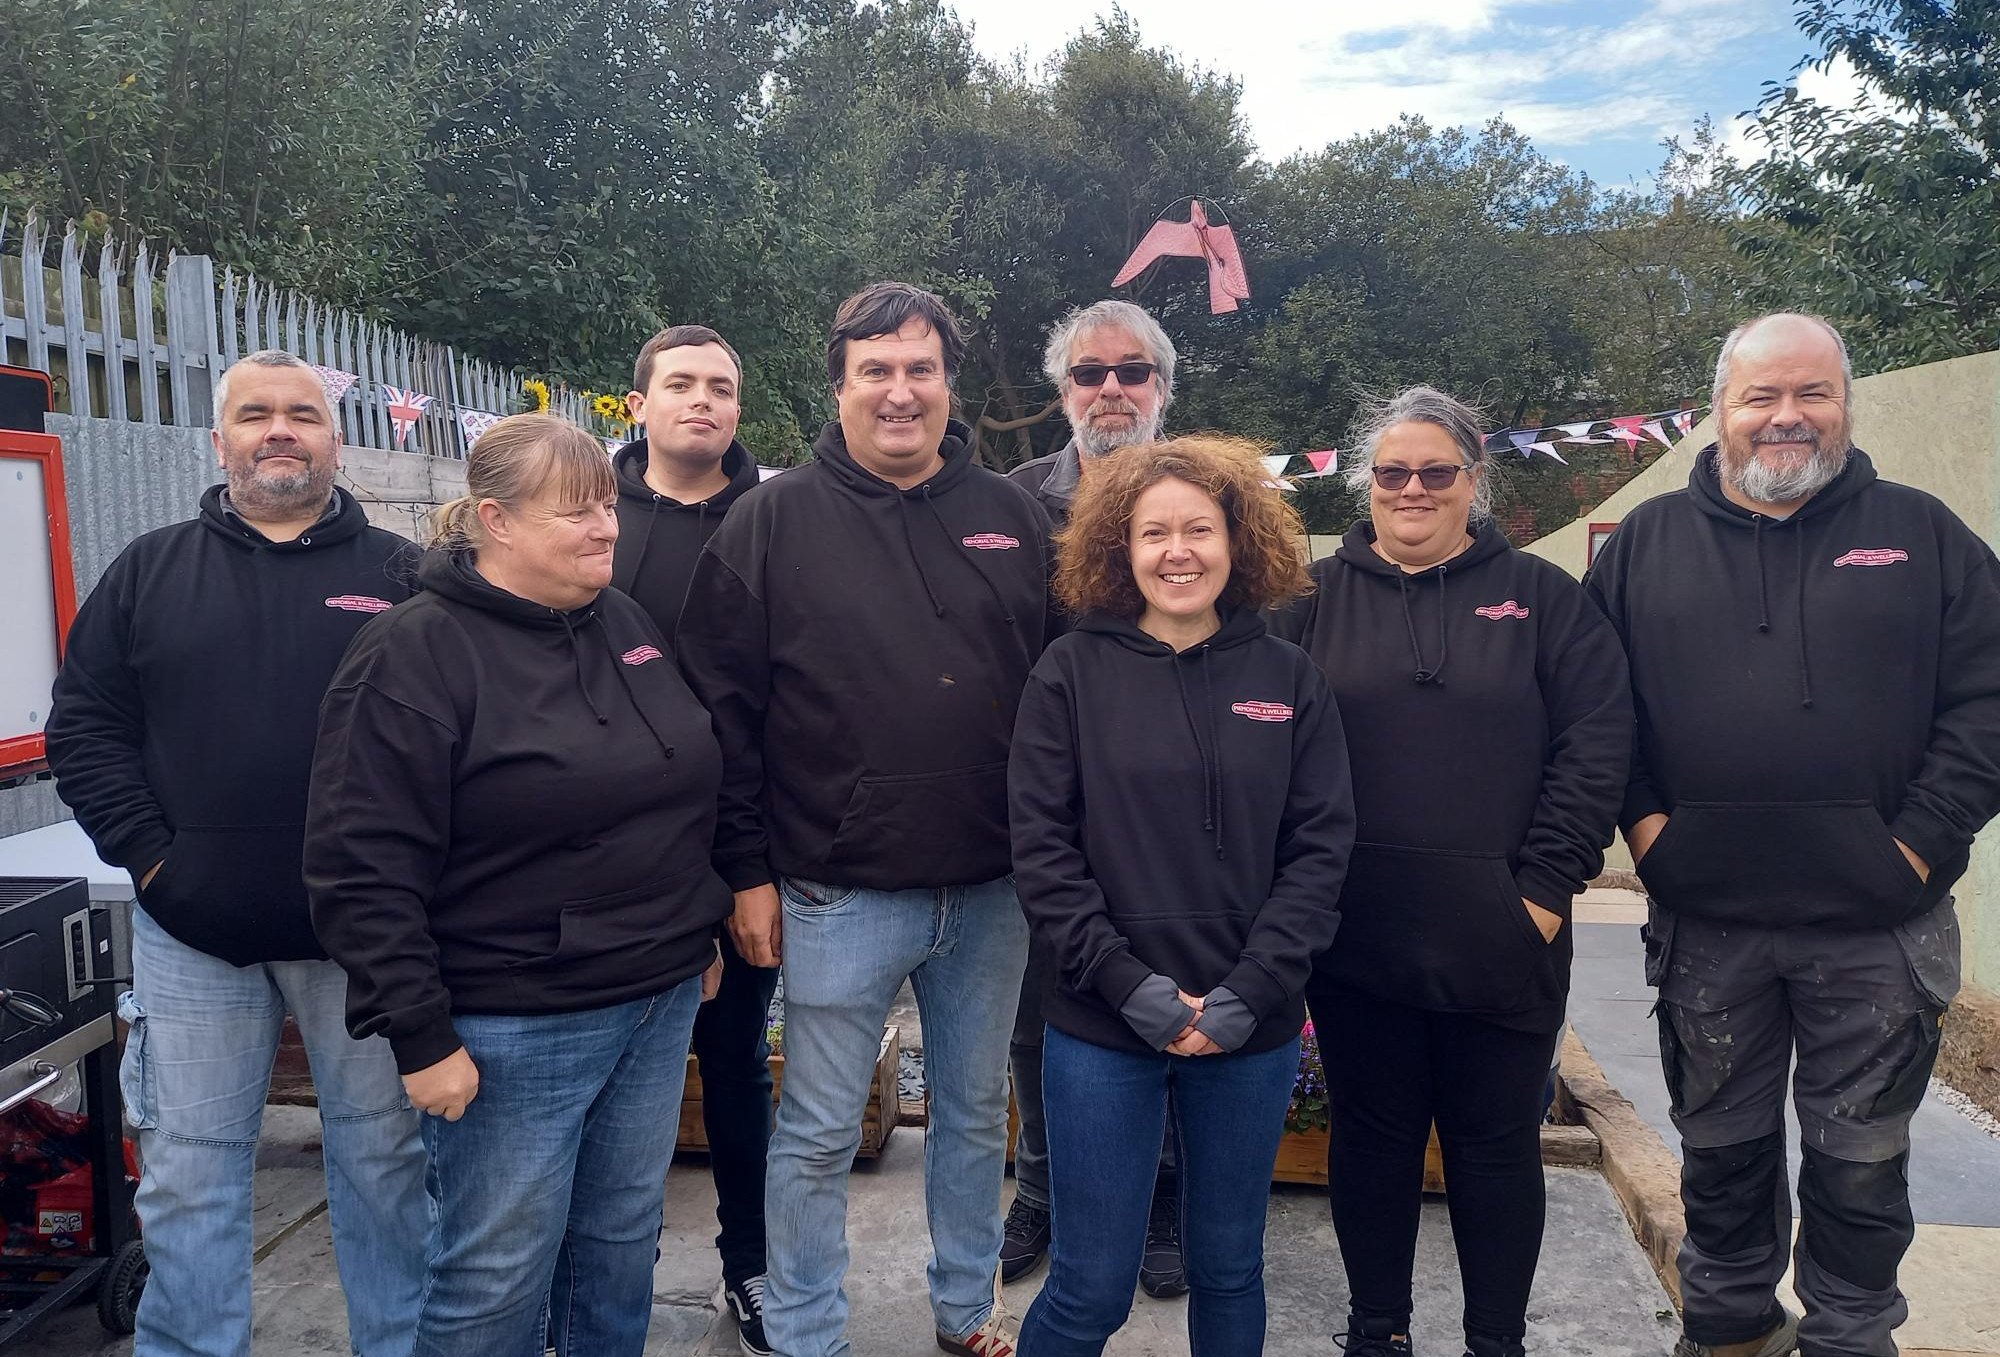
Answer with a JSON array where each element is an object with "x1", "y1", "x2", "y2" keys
[
  {"x1": 1231, "y1": 701, "x2": 1294, "y2": 723},
  {"x1": 1474, "y1": 600, "x2": 1531, "y2": 621},
  {"x1": 962, "y1": 533, "x2": 1021, "y2": 551},
  {"x1": 1833, "y1": 548, "x2": 1909, "y2": 568},
  {"x1": 324, "y1": 595, "x2": 393, "y2": 614},
  {"x1": 621, "y1": 645, "x2": 664, "y2": 666}
]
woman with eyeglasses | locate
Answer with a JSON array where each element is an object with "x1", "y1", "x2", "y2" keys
[{"x1": 1274, "y1": 386, "x2": 1631, "y2": 1357}]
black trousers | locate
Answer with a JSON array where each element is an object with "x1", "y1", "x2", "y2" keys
[
  {"x1": 1306, "y1": 980, "x2": 1558, "y2": 1346},
  {"x1": 690, "y1": 928, "x2": 781, "y2": 1285}
]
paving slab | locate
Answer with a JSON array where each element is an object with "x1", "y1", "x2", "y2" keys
[{"x1": 34, "y1": 1118, "x2": 1678, "y2": 1356}]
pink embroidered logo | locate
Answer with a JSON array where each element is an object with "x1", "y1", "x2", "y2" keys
[
  {"x1": 1834, "y1": 548, "x2": 1909, "y2": 568},
  {"x1": 621, "y1": 645, "x2": 664, "y2": 666},
  {"x1": 1231, "y1": 701, "x2": 1294, "y2": 723},
  {"x1": 1474, "y1": 600, "x2": 1531, "y2": 620},
  {"x1": 962, "y1": 533, "x2": 1021, "y2": 551},
  {"x1": 324, "y1": 595, "x2": 393, "y2": 614}
]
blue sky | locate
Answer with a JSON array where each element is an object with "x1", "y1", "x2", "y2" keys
[{"x1": 948, "y1": 0, "x2": 1860, "y2": 189}]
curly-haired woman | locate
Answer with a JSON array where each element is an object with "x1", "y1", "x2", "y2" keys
[{"x1": 1008, "y1": 436, "x2": 1356, "y2": 1355}]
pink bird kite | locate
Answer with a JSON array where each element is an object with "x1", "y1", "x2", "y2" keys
[{"x1": 1112, "y1": 199, "x2": 1251, "y2": 314}]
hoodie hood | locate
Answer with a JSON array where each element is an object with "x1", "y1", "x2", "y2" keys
[
  {"x1": 612, "y1": 436, "x2": 760, "y2": 510},
  {"x1": 198, "y1": 483, "x2": 368, "y2": 551},
  {"x1": 1334, "y1": 519, "x2": 1512, "y2": 686},
  {"x1": 810, "y1": 417, "x2": 980, "y2": 497},
  {"x1": 418, "y1": 546, "x2": 597, "y2": 630}
]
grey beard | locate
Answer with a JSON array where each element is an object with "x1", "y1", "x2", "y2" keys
[
  {"x1": 1728, "y1": 443, "x2": 1849, "y2": 505},
  {"x1": 1075, "y1": 416, "x2": 1163, "y2": 458},
  {"x1": 227, "y1": 458, "x2": 336, "y2": 519}
]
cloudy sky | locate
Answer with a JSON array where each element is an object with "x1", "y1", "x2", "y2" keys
[{"x1": 947, "y1": 0, "x2": 1862, "y2": 188}]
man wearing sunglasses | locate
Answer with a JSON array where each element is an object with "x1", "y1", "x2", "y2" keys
[
  {"x1": 1002, "y1": 299, "x2": 1191, "y2": 1299},
  {"x1": 1010, "y1": 299, "x2": 1175, "y2": 525}
]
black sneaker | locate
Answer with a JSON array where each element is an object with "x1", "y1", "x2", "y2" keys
[
  {"x1": 1138, "y1": 1188, "x2": 1188, "y2": 1298},
  {"x1": 723, "y1": 1274, "x2": 771, "y2": 1357},
  {"x1": 999, "y1": 1196, "x2": 1051, "y2": 1282},
  {"x1": 1335, "y1": 1314, "x2": 1413, "y2": 1356}
]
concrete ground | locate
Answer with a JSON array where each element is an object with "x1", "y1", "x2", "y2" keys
[
  {"x1": 37, "y1": 1109, "x2": 1678, "y2": 1355},
  {"x1": 1567, "y1": 889, "x2": 2000, "y2": 1356}
]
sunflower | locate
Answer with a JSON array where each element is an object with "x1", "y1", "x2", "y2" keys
[{"x1": 523, "y1": 377, "x2": 551, "y2": 413}]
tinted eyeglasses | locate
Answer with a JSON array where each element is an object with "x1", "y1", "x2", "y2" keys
[
  {"x1": 1067, "y1": 362, "x2": 1159, "y2": 388},
  {"x1": 1370, "y1": 463, "x2": 1469, "y2": 491}
]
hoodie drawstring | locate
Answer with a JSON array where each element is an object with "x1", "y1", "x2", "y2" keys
[
  {"x1": 1170, "y1": 646, "x2": 1227, "y2": 860},
  {"x1": 559, "y1": 611, "x2": 610, "y2": 725},
  {"x1": 923, "y1": 487, "x2": 1019, "y2": 625},
  {"x1": 896, "y1": 494, "x2": 947, "y2": 617},
  {"x1": 1750, "y1": 515, "x2": 1815, "y2": 709},
  {"x1": 598, "y1": 624, "x2": 682, "y2": 761},
  {"x1": 1753, "y1": 516, "x2": 1772, "y2": 633},
  {"x1": 1395, "y1": 566, "x2": 1451, "y2": 685},
  {"x1": 1794, "y1": 529, "x2": 1814, "y2": 709}
]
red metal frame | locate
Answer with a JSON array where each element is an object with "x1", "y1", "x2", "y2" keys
[
  {"x1": 1586, "y1": 521, "x2": 1619, "y2": 570},
  {"x1": 0, "y1": 365, "x2": 78, "y2": 782}
]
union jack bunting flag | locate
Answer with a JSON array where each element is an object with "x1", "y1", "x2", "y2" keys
[{"x1": 380, "y1": 385, "x2": 435, "y2": 449}]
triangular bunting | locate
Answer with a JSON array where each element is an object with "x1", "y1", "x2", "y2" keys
[
  {"x1": 379, "y1": 385, "x2": 434, "y2": 449},
  {"x1": 313, "y1": 365, "x2": 359, "y2": 405},
  {"x1": 1303, "y1": 449, "x2": 1337, "y2": 474},
  {"x1": 1606, "y1": 416, "x2": 1646, "y2": 447},
  {"x1": 1672, "y1": 409, "x2": 1696, "y2": 436},
  {"x1": 457, "y1": 409, "x2": 503, "y2": 449},
  {"x1": 1530, "y1": 441, "x2": 1567, "y2": 464},
  {"x1": 1640, "y1": 419, "x2": 1674, "y2": 448},
  {"x1": 1262, "y1": 454, "x2": 1292, "y2": 477}
]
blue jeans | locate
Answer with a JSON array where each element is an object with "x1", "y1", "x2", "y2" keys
[
  {"x1": 763, "y1": 875, "x2": 1028, "y2": 1357},
  {"x1": 414, "y1": 977, "x2": 703, "y2": 1357},
  {"x1": 1019, "y1": 1025, "x2": 1300, "y2": 1357},
  {"x1": 119, "y1": 906, "x2": 430, "y2": 1357}
]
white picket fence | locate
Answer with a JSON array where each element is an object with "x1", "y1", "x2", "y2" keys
[{"x1": 0, "y1": 209, "x2": 611, "y2": 457}]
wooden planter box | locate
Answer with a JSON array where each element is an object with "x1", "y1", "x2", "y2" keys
[
  {"x1": 1273, "y1": 1124, "x2": 1447, "y2": 1192},
  {"x1": 677, "y1": 1025, "x2": 900, "y2": 1161}
]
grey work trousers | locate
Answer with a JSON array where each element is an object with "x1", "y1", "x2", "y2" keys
[{"x1": 1645, "y1": 898, "x2": 1960, "y2": 1356}]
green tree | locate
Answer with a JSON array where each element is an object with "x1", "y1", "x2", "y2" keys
[{"x1": 1730, "y1": 0, "x2": 2000, "y2": 372}]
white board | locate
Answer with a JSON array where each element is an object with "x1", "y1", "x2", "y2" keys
[{"x1": 0, "y1": 454, "x2": 61, "y2": 756}]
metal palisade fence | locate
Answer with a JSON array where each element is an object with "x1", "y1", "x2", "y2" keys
[{"x1": 0, "y1": 208, "x2": 608, "y2": 456}]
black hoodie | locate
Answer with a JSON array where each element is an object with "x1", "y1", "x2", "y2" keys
[
  {"x1": 45, "y1": 486, "x2": 417, "y2": 965},
  {"x1": 1277, "y1": 521, "x2": 1631, "y2": 1029},
  {"x1": 1008, "y1": 608, "x2": 1355, "y2": 1055},
  {"x1": 305, "y1": 550, "x2": 732, "y2": 1073},
  {"x1": 678, "y1": 418, "x2": 1054, "y2": 892},
  {"x1": 1585, "y1": 446, "x2": 2000, "y2": 930},
  {"x1": 610, "y1": 435, "x2": 761, "y2": 632}
]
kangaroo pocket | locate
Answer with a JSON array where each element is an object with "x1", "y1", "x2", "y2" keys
[
  {"x1": 1323, "y1": 842, "x2": 1558, "y2": 1013},
  {"x1": 141, "y1": 825, "x2": 318, "y2": 964},
  {"x1": 500, "y1": 861, "x2": 724, "y2": 1008},
  {"x1": 822, "y1": 762, "x2": 1010, "y2": 887},
  {"x1": 1637, "y1": 801, "x2": 1925, "y2": 927}
]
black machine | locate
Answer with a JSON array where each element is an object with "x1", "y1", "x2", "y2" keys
[{"x1": 0, "y1": 877, "x2": 143, "y2": 1342}]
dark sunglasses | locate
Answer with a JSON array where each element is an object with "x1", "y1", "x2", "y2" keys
[
  {"x1": 1371, "y1": 464, "x2": 1469, "y2": 491},
  {"x1": 1067, "y1": 362, "x2": 1158, "y2": 388}
]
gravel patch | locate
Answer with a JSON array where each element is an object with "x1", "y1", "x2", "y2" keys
[{"x1": 1933, "y1": 1076, "x2": 2000, "y2": 1138}]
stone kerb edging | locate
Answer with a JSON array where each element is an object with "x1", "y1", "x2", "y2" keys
[{"x1": 1559, "y1": 1029, "x2": 1688, "y2": 1307}]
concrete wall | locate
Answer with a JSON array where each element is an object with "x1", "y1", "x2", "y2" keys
[
  {"x1": 0, "y1": 415, "x2": 470, "y2": 839},
  {"x1": 1526, "y1": 350, "x2": 2000, "y2": 995}
]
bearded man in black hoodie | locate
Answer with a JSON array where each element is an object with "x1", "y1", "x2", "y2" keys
[
  {"x1": 45, "y1": 350, "x2": 430, "y2": 1357},
  {"x1": 680, "y1": 283, "x2": 1052, "y2": 1357},
  {"x1": 1587, "y1": 313, "x2": 2000, "y2": 1357},
  {"x1": 612, "y1": 323, "x2": 776, "y2": 1354}
]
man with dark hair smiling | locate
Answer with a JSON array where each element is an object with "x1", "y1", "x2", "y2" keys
[
  {"x1": 1587, "y1": 313, "x2": 2000, "y2": 1357},
  {"x1": 679, "y1": 282, "x2": 1053, "y2": 1357},
  {"x1": 612, "y1": 322, "x2": 775, "y2": 1353}
]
